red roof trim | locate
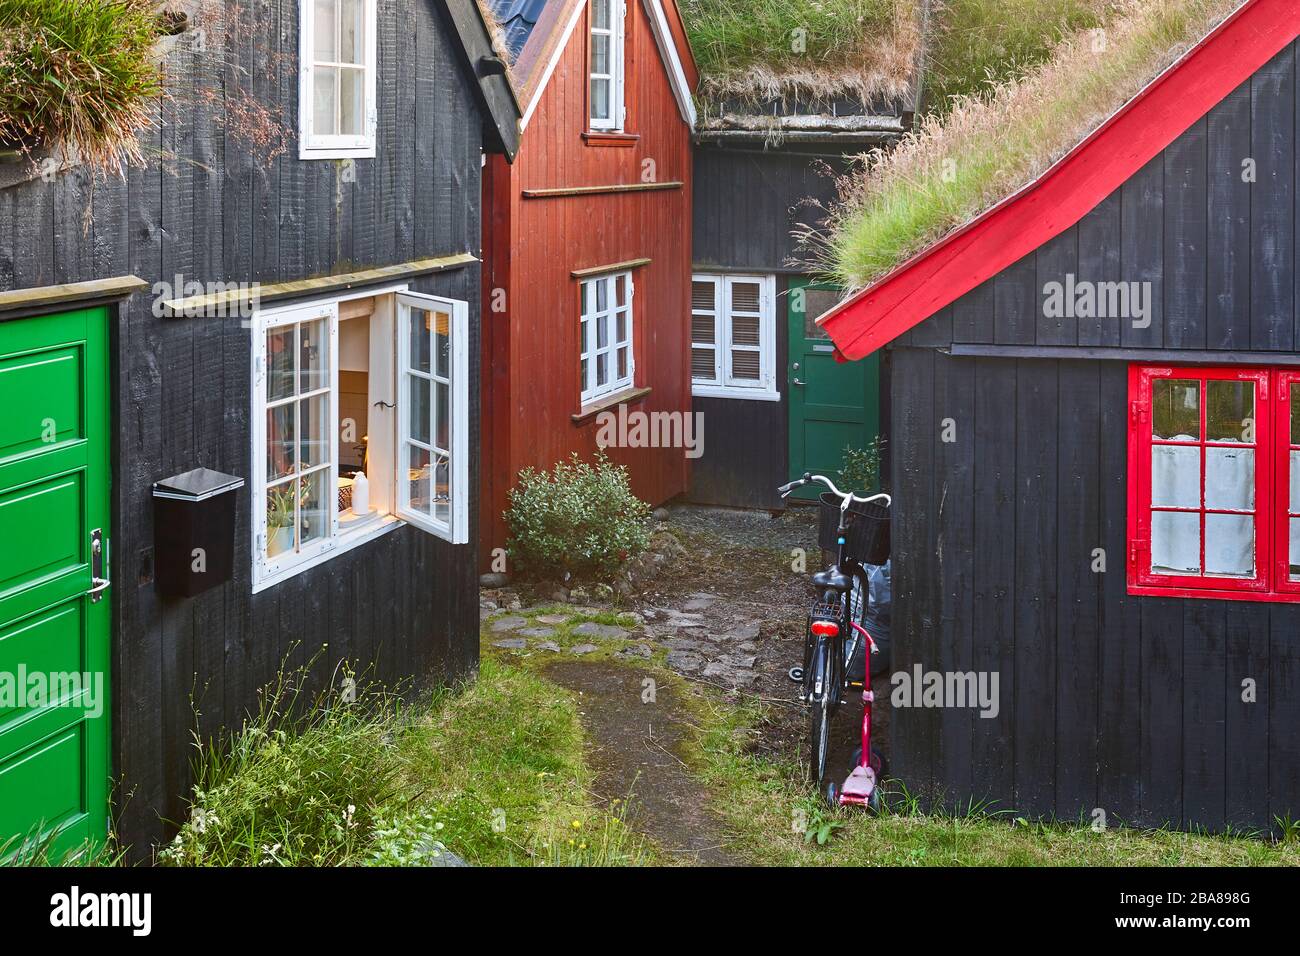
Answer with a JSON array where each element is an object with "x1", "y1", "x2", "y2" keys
[{"x1": 820, "y1": 0, "x2": 1300, "y2": 361}]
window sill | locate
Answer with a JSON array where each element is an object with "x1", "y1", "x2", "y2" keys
[
  {"x1": 252, "y1": 512, "x2": 403, "y2": 594},
  {"x1": 692, "y1": 384, "x2": 781, "y2": 403},
  {"x1": 572, "y1": 385, "x2": 652, "y2": 424},
  {"x1": 299, "y1": 143, "x2": 377, "y2": 161},
  {"x1": 582, "y1": 131, "x2": 639, "y2": 148},
  {"x1": 1127, "y1": 581, "x2": 1300, "y2": 604}
]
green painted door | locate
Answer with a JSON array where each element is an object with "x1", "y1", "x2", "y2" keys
[
  {"x1": 787, "y1": 278, "x2": 880, "y2": 500},
  {"x1": 0, "y1": 307, "x2": 111, "y2": 860}
]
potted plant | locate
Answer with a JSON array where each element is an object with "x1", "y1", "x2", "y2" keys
[{"x1": 266, "y1": 486, "x2": 296, "y2": 557}]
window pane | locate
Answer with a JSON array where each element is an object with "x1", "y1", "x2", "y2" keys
[
  {"x1": 691, "y1": 281, "x2": 715, "y2": 312},
  {"x1": 616, "y1": 310, "x2": 627, "y2": 344},
  {"x1": 592, "y1": 0, "x2": 610, "y2": 30},
  {"x1": 581, "y1": 318, "x2": 590, "y2": 354},
  {"x1": 434, "y1": 309, "x2": 450, "y2": 378},
  {"x1": 691, "y1": 347, "x2": 716, "y2": 380},
  {"x1": 596, "y1": 277, "x2": 608, "y2": 312},
  {"x1": 266, "y1": 405, "x2": 295, "y2": 481},
  {"x1": 300, "y1": 319, "x2": 328, "y2": 392},
  {"x1": 1205, "y1": 513, "x2": 1253, "y2": 577},
  {"x1": 731, "y1": 349, "x2": 760, "y2": 380},
  {"x1": 312, "y1": 67, "x2": 337, "y2": 136},
  {"x1": 266, "y1": 486, "x2": 295, "y2": 557},
  {"x1": 1292, "y1": 449, "x2": 1300, "y2": 514},
  {"x1": 314, "y1": 0, "x2": 338, "y2": 61},
  {"x1": 731, "y1": 315, "x2": 760, "y2": 347},
  {"x1": 299, "y1": 470, "x2": 329, "y2": 549},
  {"x1": 580, "y1": 358, "x2": 588, "y2": 393},
  {"x1": 692, "y1": 313, "x2": 714, "y2": 345},
  {"x1": 298, "y1": 392, "x2": 330, "y2": 470},
  {"x1": 1152, "y1": 378, "x2": 1200, "y2": 440},
  {"x1": 409, "y1": 375, "x2": 430, "y2": 445},
  {"x1": 1206, "y1": 380, "x2": 1254, "y2": 443},
  {"x1": 1292, "y1": 387, "x2": 1300, "y2": 446},
  {"x1": 590, "y1": 77, "x2": 610, "y2": 120},
  {"x1": 730, "y1": 282, "x2": 761, "y2": 313},
  {"x1": 614, "y1": 274, "x2": 627, "y2": 306},
  {"x1": 596, "y1": 352, "x2": 608, "y2": 386},
  {"x1": 1291, "y1": 517, "x2": 1300, "y2": 579},
  {"x1": 1151, "y1": 444, "x2": 1200, "y2": 509},
  {"x1": 597, "y1": 313, "x2": 608, "y2": 349},
  {"x1": 340, "y1": 0, "x2": 364, "y2": 63},
  {"x1": 1151, "y1": 510, "x2": 1200, "y2": 575},
  {"x1": 267, "y1": 327, "x2": 295, "y2": 401},
  {"x1": 801, "y1": 288, "x2": 840, "y2": 339},
  {"x1": 581, "y1": 281, "x2": 592, "y2": 316},
  {"x1": 409, "y1": 307, "x2": 430, "y2": 372},
  {"x1": 1204, "y1": 447, "x2": 1253, "y2": 511},
  {"x1": 435, "y1": 381, "x2": 449, "y2": 451},
  {"x1": 591, "y1": 33, "x2": 610, "y2": 75},
  {"x1": 433, "y1": 452, "x2": 450, "y2": 525},
  {"x1": 339, "y1": 67, "x2": 364, "y2": 137},
  {"x1": 617, "y1": 347, "x2": 628, "y2": 380},
  {"x1": 407, "y1": 445, "x2": 431, "y2": 515}
]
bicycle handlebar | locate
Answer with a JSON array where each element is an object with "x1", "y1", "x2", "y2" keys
[{"x1": 777, "y1": 472, "x2": 892, "y2": 508}]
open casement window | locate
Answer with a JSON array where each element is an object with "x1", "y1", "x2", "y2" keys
[
  {"x1": 396, "y1": 292, "x2": 469, "y2": 544},
  {"x1": 252, "y1": 287, "x2": 469, "y2": 591},
  {"x1": 691, "y1": 273, "x2": 778, "y2": 400},
  {"x1": 588, "y1": 0, "x2": 626, "y2": 131},
  {"x1": 300, "y1": 0, "x2": 377, "y2": 158},
  {"x1": 1127, "y1": 365, "x2": 1291, "y2": 601},
  {"x1": 579, "y1": 271, "x2": 634, "y2": 404}
]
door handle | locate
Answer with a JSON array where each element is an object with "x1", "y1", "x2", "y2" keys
[
  {"x1": 792, "y1": 378, "x2": 806, "y2": 386},
  {"x1": 88, "y1": 528, "x2": 109, "y2": 603}
]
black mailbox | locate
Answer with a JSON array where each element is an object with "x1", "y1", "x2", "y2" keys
[{"x1": 152, "y1": 468, "x2": 245, "y2": 597}]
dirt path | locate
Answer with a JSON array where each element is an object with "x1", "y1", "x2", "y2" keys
[{"x1": 543, "y1": 659, "x2": 739, "y2": 866}]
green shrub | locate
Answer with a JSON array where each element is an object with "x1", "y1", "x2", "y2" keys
[
  {"x1": 0, "y1": 0, "x2": 165, "y2": 172},
  {"x1": 839, "y1": 438, "x2": 886, "y2": 494},
  {"x1": 506, "y1": 452, "x2": 652, "y2": 581}
]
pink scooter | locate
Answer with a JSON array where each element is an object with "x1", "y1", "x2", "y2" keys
[{"x1": 828, "y1": 622, "x2": 887, "y2": 811}]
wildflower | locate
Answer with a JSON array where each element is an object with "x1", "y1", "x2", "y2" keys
[{"x1": 571, "y1": 819, "x2": 582, "y2": 830}]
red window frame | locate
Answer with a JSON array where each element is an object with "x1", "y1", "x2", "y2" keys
[{"x1": 1127, "y1": 363, "x2": 1300, "y2": 603}]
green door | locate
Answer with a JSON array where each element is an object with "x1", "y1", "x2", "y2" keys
[
  {"x1": 0, "y1": 307, "x2": 111, "y2": 859},
  {"x1": 787, "y1": 278, "x2": 880, "y2": 500}
]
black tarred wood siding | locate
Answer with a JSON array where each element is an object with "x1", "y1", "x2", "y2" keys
[
  {"x1": 889, "y1": 43, "x2": 1300, "y2": 833},
  {"x1": 0, "y1": 0, "x2": 487, "y2": 856}
]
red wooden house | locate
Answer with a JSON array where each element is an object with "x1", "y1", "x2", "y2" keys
[{"x1": 480, "y1": 0, "x2": 698, "y2": 564}]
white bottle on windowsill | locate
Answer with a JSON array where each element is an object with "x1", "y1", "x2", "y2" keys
[{"x1": 352, "y1": 471, "x2": 371, "y2": 516}]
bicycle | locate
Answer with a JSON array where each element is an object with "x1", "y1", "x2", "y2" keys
[{"x1": 777, "y1": 472, "x2": 891, "y2": 808}]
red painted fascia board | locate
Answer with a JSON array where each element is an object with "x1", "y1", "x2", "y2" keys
[{"x1": 820, "y1": 0, "x2": 1300, "y2": 361}]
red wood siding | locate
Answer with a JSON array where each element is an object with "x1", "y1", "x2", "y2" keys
[{"x1": 481, "y1": 0, "x2": 694, "y2": 563}]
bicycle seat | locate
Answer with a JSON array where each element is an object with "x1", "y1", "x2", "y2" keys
[{"x1": 812, "y1": 567, "x2": 853, "y2": 593}]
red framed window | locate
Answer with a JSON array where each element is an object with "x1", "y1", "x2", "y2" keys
[{"x1": 1127, "y1": 364, "x2": 1300, "y2": 602}]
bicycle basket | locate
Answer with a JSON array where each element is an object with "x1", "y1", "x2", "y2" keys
[{"x1": 817, "y1": 491, "x2": 890, "y2": 565}]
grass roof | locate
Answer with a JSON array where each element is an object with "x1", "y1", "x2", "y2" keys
[
  {"x1": 680, "y1": 0, "x2": 924, "y2": 107},
  {"x1": 816, "y1": 0, "x2": 1246, "y2": 292}
]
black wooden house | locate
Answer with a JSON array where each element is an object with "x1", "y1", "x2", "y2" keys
[
  {"x1": 0, "y1": 0, "x2": 518, "y2": 858},
  {"x1": 689, "y1": 82, "x2": 921, "y2": 509},
  {"x1": 821, "y1": 0, "x2": 1300, "y2": 833}
]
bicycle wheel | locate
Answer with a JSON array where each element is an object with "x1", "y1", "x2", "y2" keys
[{"x1": 808, "y1": 639, "x2": 833, "y2": 786}]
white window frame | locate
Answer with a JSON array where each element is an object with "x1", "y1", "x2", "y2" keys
[
  {"x1": 691, "y1": 273, "x2": 779, "y2": 401},
  {"x1": 250, "y1": 284, "x2": 469, "y2": 593},
  {"x1": 588, "y1": 0, "x2": 626, "y2": 131},
  {"x1": 395, "y1": 292, "x2": 470, "y2": 545},
  {"x1": 580, "y1": 271, "x2": 635, "y2": 405},
  {"x1": 299, "y1": 0, "x2": 378, "y2": 159}
]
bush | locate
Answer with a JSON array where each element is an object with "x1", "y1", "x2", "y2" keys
[
  {"x1": 0, "y1": 0, "x2": 165, "y2": 172},
  {"x1": 506, "y1": 452, "x2": 652, "y2": 581},
  {"x1": 839, "y1": 438, "x2": 886, "y2": 493}
]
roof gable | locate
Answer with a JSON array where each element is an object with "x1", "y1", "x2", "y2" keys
[
  {"x1": 509, "y1": 0, "x2": 698, "y2": 130},
  {"x1": 820, "y1": 0, "x2": 1300, "y2": 361}
]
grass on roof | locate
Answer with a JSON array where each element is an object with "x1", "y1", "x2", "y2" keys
[
  {"x1": 681, "y1": 0, "x2": 923, "y2": 106},
  {"x1": 924, "y1": 0, "x2": 1125, "y2": 114},
  {"x1": 817, "y1": 0, "x2": 1246, "y2": 293}
]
